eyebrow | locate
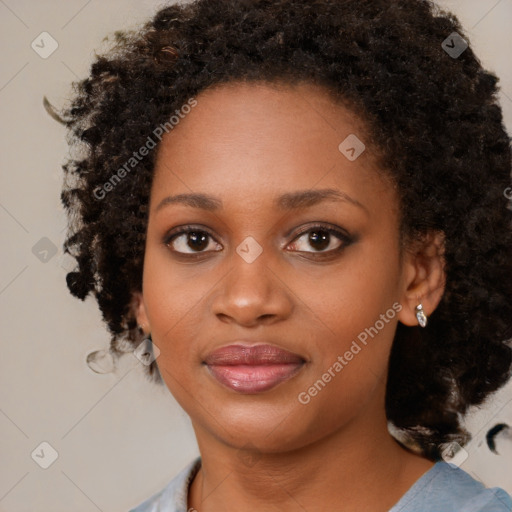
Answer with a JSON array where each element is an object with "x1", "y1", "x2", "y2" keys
[{"x1": 155, "y1": 188, "x2": 367, "y2": 213}]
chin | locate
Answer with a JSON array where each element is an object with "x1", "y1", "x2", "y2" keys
[{"x1": 191, "y1": 395, "x2": 337, "y2": 454}]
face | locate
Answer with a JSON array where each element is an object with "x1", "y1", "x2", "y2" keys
[{"x1": 135, "y1": 81, "x2": 415, "y2": 453}]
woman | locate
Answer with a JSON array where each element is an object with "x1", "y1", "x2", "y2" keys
[{"x1": 57, "y1": 0, "x2": 512, "y2": 510}]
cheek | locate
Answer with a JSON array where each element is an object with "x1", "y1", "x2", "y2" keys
[
  {"x1": 288, "y1": 244, "x2": 401, "y2": 397},
  {"x1": 291, "y1": 246, "x2": 400, "y2": 343},
  {"x1": 141, "y1": 250, "x2": 211, "y2": 367}
]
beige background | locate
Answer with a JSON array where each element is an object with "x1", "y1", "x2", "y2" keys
[{"x1": 1, "y1": 1, "x2": 511, "y2": 511}]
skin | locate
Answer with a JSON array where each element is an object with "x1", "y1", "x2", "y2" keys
[{"x1": 133, "y1": 81, "x2": 446, "y2": 511}]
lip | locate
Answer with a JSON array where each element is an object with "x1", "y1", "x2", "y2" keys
[{"x1": 204, "y1": 344, "x2": 305, "y2": 394}]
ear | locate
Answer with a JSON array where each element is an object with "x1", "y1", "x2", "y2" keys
[
  {"x1": 131, "y1": 291, "x2": 151, "y2": 335},
  {"x1": 397, "y1": 230, "x2": 446, "y2": 327}
]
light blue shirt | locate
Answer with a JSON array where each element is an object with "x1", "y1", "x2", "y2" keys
[{"x1": 129, "y1": 457, "x2": 512, "y2": 511}]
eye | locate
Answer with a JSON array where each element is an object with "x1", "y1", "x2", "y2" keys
[
  {"x1": 287, "y1": 225, "x2": 352, "y2": 254},
  {"x1": 164, "y1": 227, "x2": 222, "y2": 254},
  {"x1": 163, "y1": 224, "x2": 353, "y2": 257}
]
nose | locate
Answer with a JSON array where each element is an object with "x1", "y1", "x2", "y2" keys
[{"x1": 210, "y1": 248, "x2": 294, "y2": 327}]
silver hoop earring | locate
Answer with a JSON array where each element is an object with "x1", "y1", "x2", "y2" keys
[{"x1": 415, "y1": 304, "x2": 428, "y2": 328}]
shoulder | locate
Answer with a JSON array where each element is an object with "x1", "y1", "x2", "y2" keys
[
  {"x1": 128, "y1": 458, "x2": 201, "y2": 512},
  {"x1": 391, "y1": 461, "x2": 512, "y2": 512}
]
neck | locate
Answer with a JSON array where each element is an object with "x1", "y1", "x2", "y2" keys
[{"x1": 188, "y1": 396, "x2": 433, "y2": 512}]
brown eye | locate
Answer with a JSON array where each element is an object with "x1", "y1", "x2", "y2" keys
[
  {"x1": 288, "y1": 225, "x2": 352, "y2": 254},
  {"x1": 166, "y1": 229, "x2": 222, "y2": 254},
  {"x1": 307, "y1": 230, "x2": 331, "y2": 251}
]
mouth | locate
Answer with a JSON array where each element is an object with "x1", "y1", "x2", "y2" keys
[{"x1": 203, "y1": 344, "x2": 306, "y2": 394}]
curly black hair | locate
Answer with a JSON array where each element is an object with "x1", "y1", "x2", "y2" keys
[{"x1": 56, "y1": 0, "x2": 512, "y2": 460}]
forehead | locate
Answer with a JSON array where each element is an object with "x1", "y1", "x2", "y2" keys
[
  {"x1": 158, "y1": 80, "x2": 368, "y2": 153},
  {"x1": 150, "y1": 81, "x2": 392, "y2": 212}
]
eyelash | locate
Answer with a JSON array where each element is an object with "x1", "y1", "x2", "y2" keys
[{"x1": 163, "y1": 223, "x2": 354, "y2": 259}]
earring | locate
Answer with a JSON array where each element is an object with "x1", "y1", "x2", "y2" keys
[{"x1": 415, "y1": 304, "x2": 428, "y2": 328}]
